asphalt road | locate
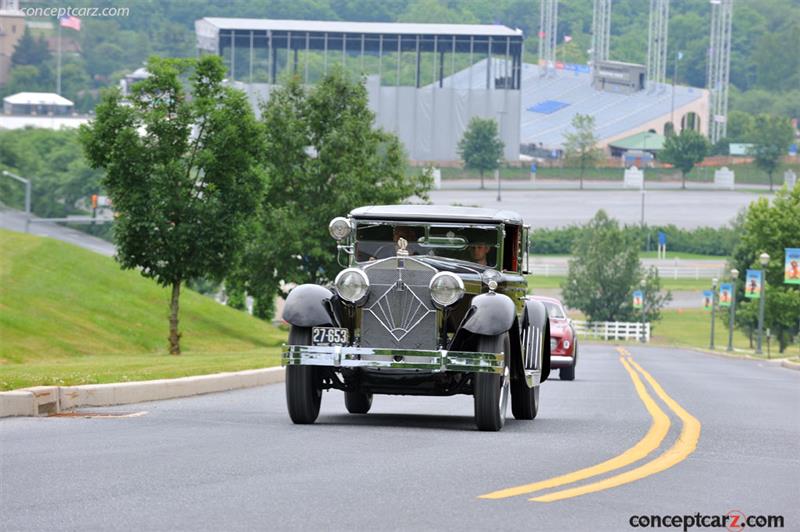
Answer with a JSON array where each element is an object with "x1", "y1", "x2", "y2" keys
[
  {"x1": 427, "y1": 187, "x2": 771, "y2": 229},
  {"x1": 0, "y1": 207, "x2": 114, "y2": 257},
  {"x1": 2, "y1": 345, "x2": 798, "y2": 531}
]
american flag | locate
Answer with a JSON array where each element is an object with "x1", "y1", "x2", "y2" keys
[{"x1": 59, "y1": 15, "x2": 81, "y2": 31}]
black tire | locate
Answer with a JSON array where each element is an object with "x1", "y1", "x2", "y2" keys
[
  {"x1": 473, "y1": 334, "x2": 510, "y2": 432},
  {"x1": 560, "y1": 343, "x2": 577, "y2": 381},
  {"x1": 344, "y1": 391, "x2": 373, "y2": 414},
  {"x1": 511, "y1": 332, "x2": 540, "y2": 420},
  {"x1": 285, "y1": 326, "x2": 322, "y2": 424}
]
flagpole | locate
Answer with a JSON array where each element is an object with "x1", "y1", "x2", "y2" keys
[{"x1": 57, "y1": 21, "x2": 62, "y2": 95}]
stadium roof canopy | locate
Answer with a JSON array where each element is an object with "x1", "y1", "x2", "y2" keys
[{"x1": 196, "y1": 17, "x2": 523, "y2": 57}]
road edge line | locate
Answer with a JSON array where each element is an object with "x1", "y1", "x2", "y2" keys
[{"x1": 0, "y1": 367, "x2": 285, "y2": 418}]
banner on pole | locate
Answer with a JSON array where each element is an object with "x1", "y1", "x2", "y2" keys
[
  {"x1": 719, "y1": 283, "x2": 732, "y2": 307},
  {"x1": 633, "y1": 290, "x2": 643, "y2": 309},
  {"x1": 785, "y1": 248, "x2": 800, "y2": 285},
  {"x1": 703, "y1": 290, "x2": 713, "y2": 310},
  {"x1": 745, "y1": 269, "x2": 762, "y2": 299}
]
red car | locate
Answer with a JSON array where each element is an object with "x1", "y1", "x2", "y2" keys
[{"x1": 528, "y1": 295, "x2": 578, "y2": 381}]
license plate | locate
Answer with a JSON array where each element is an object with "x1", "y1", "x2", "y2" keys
[{"x1": 312, "y1": 327, "x2": 349, "y2": 346}]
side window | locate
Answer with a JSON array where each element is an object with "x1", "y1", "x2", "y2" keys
[{"x1": 502, "y1": 224, "x2": 521, "y2": 272}]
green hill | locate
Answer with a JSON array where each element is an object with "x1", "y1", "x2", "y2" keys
[{"x1": 0, "y1": 229, "x2": 285, "y2": 390}]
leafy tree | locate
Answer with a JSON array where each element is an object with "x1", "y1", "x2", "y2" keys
[
  {"x1": 563, "y1": 113, "x2": 602, "y2": 190},
  {"x1": 11, "y1": 27, "x2": 51, "y2": 67},
  {"x1": 79, "y1": 55, "x2": 264, "y2": 354},
  {"x1": 237, "y1": 69, "x2": 430, "y2": 304},
  {"x1": 457, "y1": 117, "x2": 504, "y2": 189},
  {"x1": 0, "y1": 128, "x2": 103, "y2": 218},
  {"x1": 3, "y1": 65, "x2": 48, "y2": 95},
  {"x1": 729, "y1": 185, "x2": 800, "y2": 352},
  {"x1": 562, "y1": 210, "x2": 670, "y2": 323},
  {"x1": 659, "y1": 129, "x2": 710, "y2": 189},
  {"x1": 749, "y1": 114, "x2": 794, "y2": 191}
]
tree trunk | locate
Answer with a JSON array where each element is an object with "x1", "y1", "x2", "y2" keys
[
  {"x1": 480, "y1": 170, "x2": 485, "y2": 189},
  {"x1": 579, "y1": 166, "x2": 585, "y2": 190},
  {"x1": 169, "y1": 280, "x2": 181, "y2": 355},
  {"x1": 681, "y1": 171, "x2": 686, "y2": 190},
  {"x1": 768, "y1": 171, "x2": 773, "y2": 192}
]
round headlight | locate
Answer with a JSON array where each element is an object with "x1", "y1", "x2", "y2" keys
[
  {"x1": 334, "y1": 268, "x2": 369, "y2": 303},
  {"x1": 328, "y1": 217, "x2": 352, "y2": 241},
  {"x1": 429, "y1": 272, "x2": 465, "y2": 307}
]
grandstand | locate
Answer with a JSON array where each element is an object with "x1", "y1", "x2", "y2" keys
[{"x1": 444, "y1": 59, "x2": 709, "y2": 152}]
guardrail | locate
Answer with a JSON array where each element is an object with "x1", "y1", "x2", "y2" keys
[
  {"x1": 529, "y1": 264, "x2": 724, "y2": 280},
  {"x1": 572, "y1": 320, "x2": 650, "y2": 342}
]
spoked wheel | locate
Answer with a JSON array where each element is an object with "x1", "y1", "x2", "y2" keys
[
  {"x1": 473, "y1": 334, "x2": 510, "y2": 432},
  {"x1": 285, "y1": 326, "x2": 322, "y2": 424},
  {"x1": 344, "y1": 391, "x2": 373, "y2": 414},
  {"x1": 511, "y1": 332, "x2": 540, "y2": 420}
]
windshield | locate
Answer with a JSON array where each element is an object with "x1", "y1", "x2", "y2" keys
[
  {"x1": 543, "y1": 302, "x2": 566, "y2": 319},
  {"x1": 354, "y1": 222, "x2": 500, "y2": 267}
]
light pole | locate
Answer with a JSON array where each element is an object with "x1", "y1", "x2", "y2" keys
[
  {"x1": 709, "y1": 277, "x2": 718, "y2": 349},
  {"x1": 2, "y1": 170, "x2": 32, "y2": 233},
  {"x1": 640, "y1": 279, "x2": 647, "y2": 343},
  {"x1": 756, "y1": 252, "x2": 769, "y2": 355},
  {"x1": 496, "y1": 110, "x2": 506, "y2": 202},
  {"x1": 727, "y1": 268, "x2": 739, "y2": 352}
]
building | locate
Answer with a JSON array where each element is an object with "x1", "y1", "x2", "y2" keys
[
  {"x1": 0, "y1": 0, "x2": 24, "y2": 86},
  {"x1": 195, "y1": 17, "x2": 523, "y2": 162},
  {"x1": 446, "y1": 59, "x2": 708, "y2": 153},
  {"x1": 0, "y1": 92, "x2": 88, "y2": 129}
]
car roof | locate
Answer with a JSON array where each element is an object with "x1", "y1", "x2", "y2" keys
[
  {"x1": 528, "y1": 295, "x2": 565, "y2": 306},
  {"x1": 350, "y1": 205, "x2": 524, "y2": 224}
]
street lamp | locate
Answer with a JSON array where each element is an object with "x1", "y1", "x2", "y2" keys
[
  {"x1": 640, "y1": 279, "x2": 647, "y2": 343},
  {"x1": 756, "y1": 252, "x2": 770, "y2": 355},
  {"x1": 727, "y1": 268, "x2": 739, "y2": 352},
  {"x1": 710, "y1": 277, "x2": 718, "y2": 349},
  {"x1": 2, "y1": 170, "x2": 32, "y2": 233}
]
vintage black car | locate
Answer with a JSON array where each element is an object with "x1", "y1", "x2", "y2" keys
[{"x1": 281, "y1": 205, "x2": 551, "y2": 431}]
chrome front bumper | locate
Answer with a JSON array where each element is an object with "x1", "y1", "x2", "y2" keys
[
  {"x1": 550, "y1": 354, "x2": 575, "y2": 368},
  {"x1": 282, "y1": 345, "x2": 505, "y2": 374}
]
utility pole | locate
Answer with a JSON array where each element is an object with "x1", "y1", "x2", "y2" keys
[
  {"x1": 727, "y1": 268, "x2": 739, "y2": 351},
  {"x1": 756, "y1": 252, "x2": 769, "y2": 355},
  {"x1": 710, "y1": 277, "x2": 718, "y2": 349}
]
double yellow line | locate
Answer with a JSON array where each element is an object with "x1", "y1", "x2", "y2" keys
[{"x1": 479, "y1": 347, "x2": 701, "y2": 502}]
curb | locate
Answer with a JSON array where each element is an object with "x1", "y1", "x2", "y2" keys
[
  {"x1": 781, "y1": 359, "x2": 800, "y2": 371},
  {"x1": 0, "y1": 367, "x2": 285, "y2": 418}
]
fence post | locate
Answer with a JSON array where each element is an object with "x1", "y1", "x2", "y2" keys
[{"x1": 646, "y1": 323, "x2": 650, "y2": 342}]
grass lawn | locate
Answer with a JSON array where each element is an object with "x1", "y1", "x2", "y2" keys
[
  {"x1": 0, "y1": 229, "x2": 287, "y2": 390},
  {"x1": 526, "y1": 275, "x2": 715, "y2": 291}
]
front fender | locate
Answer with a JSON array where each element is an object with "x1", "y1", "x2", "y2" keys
[
  {"x1": 461, "y1": 292, "x2": 516, "y2": 336},
  {"x1": 282, "y1": 284, "x2": 335, "y2": 327}
]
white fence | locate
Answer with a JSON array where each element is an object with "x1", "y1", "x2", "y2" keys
[
  {"x1": 572, "y1": 320, "x2": 650, "y2": 342},
  {"x1": 529, "y1": 264, "x2": 724, "y2": 280}
]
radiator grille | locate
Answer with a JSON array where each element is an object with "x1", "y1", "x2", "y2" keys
[{"x1": 360, "y1": 258, "x2": 437, "y2": 350}]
